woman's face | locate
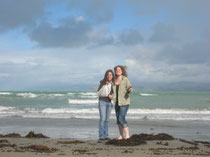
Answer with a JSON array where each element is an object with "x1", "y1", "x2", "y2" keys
[
  {"x1": 106, "y1": 72, "x2": 113, "y2": 81},
  {"x1": 115, "y1": 67, "x2": 122, "y2": 76}
]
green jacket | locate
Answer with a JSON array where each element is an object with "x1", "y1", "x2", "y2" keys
[{"x1": 112, "y1": 76, "x2": 132, "y2": 106}]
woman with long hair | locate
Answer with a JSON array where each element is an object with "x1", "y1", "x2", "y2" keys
[
  {"x1": 97, "y1": 69, "x2": 114, "y2": 140},
  {"x1": 112, "y1": 65, "x2": 132, "y2": 140}
]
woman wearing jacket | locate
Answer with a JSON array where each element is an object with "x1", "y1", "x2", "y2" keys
[
  {"x1": 112, "y1": 65, "x2": 132, "y2": 140},
  {"x1": 97, "y1": 69, "x2": 114, "y2": 140}
]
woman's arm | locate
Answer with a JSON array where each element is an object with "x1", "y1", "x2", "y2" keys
[
  {"x1": 97, "y1": 82, "x2": 103, "y2": 91},
  {"x1": 108, "y1": 84, "x2": 113, "y2": 99},
  {"x1": 126, "y1": 78, "x2": 133, "y2": 93}
]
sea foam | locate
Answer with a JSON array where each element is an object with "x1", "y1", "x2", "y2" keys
[
  {"x1": 0, "y1": 92, "x2": 13, "y2": 95},
  {"x1": 68, "y1": 99, "x2": 98, "y2": 104},
  {"x1": 79, "y1": 92, "x2": 97, "y2": 96},
  {"x1": 42, "y1": 108, "x2": 98, "y2": 114},
  {"x1": 48, "y1": 94, "x2": 65, "y2": 97},
  {"x1": 16, "y1": 93, "x2": 39, "y2": 98},
  {"x1": 140, "y1": 93, "x2": 158, "y2": 96},
  {"x1": 1, "y1": 105, "x2": 210, "y2": 120}
]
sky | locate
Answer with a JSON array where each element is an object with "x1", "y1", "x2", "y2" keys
[{"x1": 0, "y1": 0, "x2": 210, "y2": 91}]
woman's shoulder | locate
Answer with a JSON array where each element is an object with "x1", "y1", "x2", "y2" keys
[
  {"x1": 122, "y1": 76, "x2": 129, "y2": 81},
  {"x1": 100, "y1": 80, "x2": 106, "y2": 84}
]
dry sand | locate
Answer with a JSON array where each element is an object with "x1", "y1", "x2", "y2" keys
[{"x1": 0, "y1": 132, "x2": 210, "y2": 157}]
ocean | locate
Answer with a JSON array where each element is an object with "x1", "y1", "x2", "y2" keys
[{"x1": 0, "y1": 91, "x2": 210, "y2": 140}]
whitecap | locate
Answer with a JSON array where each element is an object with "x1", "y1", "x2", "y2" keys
[
  {"x1": 42, "y1": 108, "x2": 98, "y2": 114},
  {"x1": 48, "y1": 94, "x2": 65, "y2": 97},
  {"x1": 80, "y1": 95, "x2": 98, "y2": 98},
  {"x1": 0, "y1": 92, "x2": 13, "y2": 95},
  {"x1": 79, "y1": 92, "x2": 97, "y2": 96},
  {"x1": 128, "y1": 108, "x2": 210, "y2": 115},
  {"x1": 67, "y1": 92, "x2": 75, "y2": 95},
  {"x1": 16, "y1": 93, "x2": 38, "y2": 98},
  {"x1": 0, "y1": 106, "x2": 15, "y2": 111},
  {"x1": 68, "y1": 99, "x2": 98, "y2": 104},
  {"x1": 140, "y1": 93, "x2": 158, "y2": 96}
]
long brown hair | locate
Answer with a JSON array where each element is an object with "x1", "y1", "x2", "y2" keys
[
  {"x1": 100, "y1": 69, "x2": 114, "y2": 85},
  {"x1": 114, "y1": 65, "x2": 128, "y2": 77}
]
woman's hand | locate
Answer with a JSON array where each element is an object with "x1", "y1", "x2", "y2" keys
[
  {"x1": 108, "y1": 95, "x2": 113, "y2": 99},
  {"x1": 127, "y1": 87, "x2": 132, "y2": 93}
]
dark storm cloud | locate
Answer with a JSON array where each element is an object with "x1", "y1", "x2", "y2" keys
[
  {"x1": 0, "y1": 0, "x2": 115, "y2": 33},
  {"x1": 149, "y1": 23, "x2": 177, "y2": 43},
  {"x1": 67, "y1": 0, "x2": 115, "y2": 24},
  {"x1": 29, "y1": 17, "x2": 117, "y2": 48},
  {"x1": 118, "y1": 29, "x2": 144, "y2": 45},
  {"x1": 29, "y1": 19, "x2": 146, "y2": 48},
  {"x1": 203, "y1": 25, "x2": 210, "y2": 42},
  {"x1": 127, "y1": 38, "x2": 210, "y2": 66},
  {"x1": 126, "y1": 0, "x2": 210, "y2": 21},
  {"x1": 0, "y1": 0, "x2": 46, "y2": 32},
  {"x1": 156, "y1": 41, "x2": 210, "y2": 65},
  {"x1": 91, "y1": 35, "x2": 115, "y2": 47},
  {"x1": 29, "y1": 17, "x2": 92, "y2": 48}
]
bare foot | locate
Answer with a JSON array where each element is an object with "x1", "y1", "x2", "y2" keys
[
  {"x1": 125, "y1": 136, "x2": 130, "y2": 140},
  {"x1": 116, "y1": 136, "x2": 123, "y2": 140}
]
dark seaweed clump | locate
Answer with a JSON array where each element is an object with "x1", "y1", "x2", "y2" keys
[{"x1": 106, "y1": 133, "x2": 174, "y2": 146}]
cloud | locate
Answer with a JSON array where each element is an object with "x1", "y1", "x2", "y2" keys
[
  {"x1": 87, "y1": 26, "x2": 115, "y2": 47},
  {"x1": 149, "y1": 23, "x2": 177, "y2": 43},
  {"x1": 0, "y1": 47, "x2": 123, "y2": 90},
  {"x1": 29, "y1": 19, "x2": 145, "y2": 48},
  {"x1": 118, "y1": 29, "x2": 144, "y2": 45},
  {"x1": 0, "y1": 0, "x2": 116, "y2": 33},
  {"x1": 29, "y1": 17, "x2": 92, "y2": 48},
  {"x1": 156, "y1": 41, "x2": 210, "y2": 65},
  {"x1": 88, "y1": 28, "x2": 144, "y2": 47},
  {"x1": 125, "y1": 0, "x2": 210, "y2": 22},
  {"x1": 125, "y1": 40, "x2": 210, "y2": 84},
  {"x1": 67, "y1": 0, "x2": 115, "y2": 24},
  {"x1": 0, "y1": 0, "x2": 46, "y2": 32},
  {"x1": 0, "y1": 73, "x2": 9, "y2": 77},
  {"x1": 203, "y1": 23, "x2": 210, "y2": 42},
  {"x1": 29, "y1": 17, "x2": 117, "y2": 48}
]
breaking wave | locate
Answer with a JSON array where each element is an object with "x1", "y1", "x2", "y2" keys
[
  {"x1": 68, "y1": 99, "x2": 98, "y2": 104},
  {"x1": 1, "y1": 105, "x2": 210, "y2": 120},
  {"x1": 140, "y1": 93, "x2": 158, "y2": 96}
]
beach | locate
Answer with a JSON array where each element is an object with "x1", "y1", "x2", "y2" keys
[
  {"x1": 1, "y1": 131, "x2": 210, "y2": 157},
  {"x1": 1, "y1": 117, "x2": 210, "y2": 141},
  {"x1": 0, "y1": 118, "x2": 210, "y2": 156}
]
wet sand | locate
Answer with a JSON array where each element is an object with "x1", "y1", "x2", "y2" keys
[
  {"x1": 0, "y1": 132, "x2": 210, "y2": 157},
  {"x1": 1, "y1": 117, "x2": 210, "y2": 141}
]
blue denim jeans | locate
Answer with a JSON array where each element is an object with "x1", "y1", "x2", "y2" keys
[
  {"x1": 115, "y1": 105, "x2": 129, "y2": 128},
  {"x1": 98, "y1": 100, "x2": 112, "y2": 139}
]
